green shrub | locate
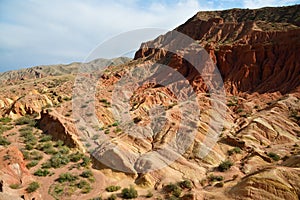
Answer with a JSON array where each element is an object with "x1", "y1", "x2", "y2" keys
[
  {"x1": 3, "y1": 154, "x2": 10, "y2": 160},
  {"x1": 57, "y1": 173, "x2": 78, "y2": 183},
  {"x1": 41, "y1": 161, "x2": 52, "y2": 169},
  {"x1": 44, "y1": 147, "x2": 57, "y2": 155},
  {"x1": 0, "y1": 136, "x2": 11, "y2": 146},
  {"x1": 268, "y1": 152, "x2": 280, "y2": 161},
  {"x1": 25, "y1": 143, "x2": 35, "y2": 150},
  {"x1": 208, "y1": 175, "x2": 224, "y2": 182},
  {"x1": 182, "y1": 193, "x2": 194, "y2": 199},
  {"x1": 21, "y1": 129, "x2": 37, "y2": 146},
  {"x1": 26, "y1": 181, "x2": 40, "y2": 193},
  {"x1": 58, "y1": 145, "x2": 70, "y2": 154},
  {"x1": 9, "y1": 183, "x2": 21, "y2": 189},
  {"x1": 165, "y1": 183, "x2": 182, "y2": 197},
  {"x1": 112, "y1": 121, "x2": 119, "y2": 127},
  {"x1": 80, "y1": 170, "x2": 93, "y2": 178},
  {"x1": 15, "y1": 116, "x2": 36, "y2": 126},
  {"x1": 121, "y1": 186, "x2": 138, "y2": 199},
  {"x1": 53, "y1": 184, "x2": 64, "y2": 195},
  {"x1": 19, "y1": 127, "x2": 33, "y2": 136},
  {"x1": 106, "y1": 185, "x2": 121, "y2": 192},
  {"x1": 172, "y1": 187, "x2": 182, "y2": 197},
  {"x1": 92, "y1": 135, "x2": 99, "y2": 140},
  {"x1": 81, "y1": 156, "x2": 91, "y2": 167},
  {"x1": 34, "y1": 169, "x2": 50, "y2": 177},
  {"x1": 54, "y1": 140, "x2": 64, "y2": 147},
  {"x1": 49, "y1": 153, "x2": 70, "y2": 168},
  {"x1": 26, "y1": 160, "x2": 39, "y2": 169},
  {"x1": 0, "y1": 117, "x2": 12, "y2": 124},
  {"x1": 228, "y1": 147, "x2": 242, "y2": 155},
  {"x1": 0, "y1": 124, "x2": 12, "y2": 134},
  {"x1": 108, "y1": 194, "x2": 117, "y2": 200},
  {"x1": 179, "y1": 180, "x2": 193, "y2": 189},
  {"x1": 77, "y1": 180, "x2": 90, "y2": 188},
  {"x1": 69, "y1": 152, "x2": 84, "y2": 162},
  {"x1": 78, "y1": 180, "x2": 92, "y2": 193},
  {"x1": 146, "y1": 191, "x2": 153, "y2": 198},
  {"x1": 218, "y1": 160, "x2": 233, "y2": 172},
  {"x1": 37, "y1": 142, "x2": 57, "y2": 154},
  {"x1": 21, "y1": 150, "x2": 30, "y2": 160},
  {"x1": 89, "y1": 197, "x2": 102, "y2": 200},
  {"x1": 39, "y1": 135, "x2": 52, "y2": 142}
]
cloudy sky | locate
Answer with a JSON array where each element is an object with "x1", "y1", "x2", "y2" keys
[{"x1": 0, "y1": 0, "x2": 299, "y2": 72}]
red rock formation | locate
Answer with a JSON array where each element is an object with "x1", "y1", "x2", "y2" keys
[{"x1": 134, "y1": 5, "x2": 300, "y2": 94}]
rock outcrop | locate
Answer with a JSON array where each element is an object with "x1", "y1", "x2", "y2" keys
[
  {"x1": 0, "y1": 146, "x2": 41, "y2": 200},
  {"x1": 38, "y1": 110, "x2": 84, "y2": 151},
  {"x1": 229, "y1": 167, "x2": 300, "y2": 200},
  {"x1": 135, "y1": 5, "x2": 300, "y2": 94}
]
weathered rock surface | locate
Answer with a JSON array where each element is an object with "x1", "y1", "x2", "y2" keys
[
  {"x1": 135, "y1": 5, "x2": 300, "y2": 94},
  {"x1": 0, "y1": 146, "x2": 41, "y2": 200},
  {"x1": 229, "y1": 167, "x2": 300, "y2": 200}
]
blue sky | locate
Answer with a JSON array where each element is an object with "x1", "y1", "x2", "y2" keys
[{"x1": 0, "y1": 0, "x2": 299, "y2": 72}]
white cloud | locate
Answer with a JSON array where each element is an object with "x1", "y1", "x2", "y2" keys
[
  {"x1": 0, "y1": 0, "x2": 208, "y2": 71},
  {"x1": 243, "y1": 0, "x2": 299, "y2": 8},
  {"x1": 0, "y1": 0, "x2": 299, "y2": 71}
]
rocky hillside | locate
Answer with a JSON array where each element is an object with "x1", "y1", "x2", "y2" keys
[
  {"x1": 0, "y1": 57, "x2": 130, "y2": 86},
  {"x1": 0, "y1": 5, "x2": 299, "y2": 200},
  {"x1": 135, "y1": 5, "x2": 300, "y2": 94}
]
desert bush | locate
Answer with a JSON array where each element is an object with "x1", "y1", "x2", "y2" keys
[
  {"x1": 30, "y1": 150, "x2": 43, "y2": 160},
  {"x1": 89, "y1": 197, "x2": 102, "y2": 200},
  {"x1": 15, "y1": 116, "x2": 36, "y2": 126},
  {"x1": 81, "y1": 155, "x2": 91, "y2": 167},
  {"x1": 69, "y1": 152, "x2": 84, "y2": 162},
  {"x1": 57, "y1": 172, "x2": 78, "y2": 183},
  {"x1": 77, "y1": 180, "x2": 89, "y2": 188},
  {"x1": 3, "y1": 154, "x2": 10, "y2": 160},
  {"x1": 54, "y1": 140, "x2": 64, "y2": 147},
  {"x1": 182, "y1": 193, "x2": 194, "y2": 199},
  {"x1": 208, "y1": 175, "x2": 224, "y2": 182},
  {"x1": 164, "y1": 183, "x2": 182, "y2": 197},
  {"x1": 34, "y1": 169, "x2": 50, "y2": 177},
  {"x1": 80, "y1": 170, "x2": 93, "y2": 178},
  {"x1": 112, "y1": 121, "x2": 119, "y2": 127},
  {"x1": 49, "y1": 153, "x2": 70, "y2": 168},
  {"x1": 19, "y1": 126, "x2": 33, "y2": 136},
  {"x1": 26, "y1": 160, "x2": 39, "y2": 169},
  {"x1": 179, "y1": 180, "x2": 193, "y2": 189},
  {"x1": 228, "y1": 147, "x2": 241, "y2": 155},
  {"x1": 41, "y1": 161, "x2": 52, "y2": 169},
  {"x1": 108, "y1": 194, "x2": 117, "y2": 200},
  {"x1": 0, "y1": 136, "x2": 11, "y2": 146},
  {"x1": 39, "y1": 135, "x2": 52, "y2": 142},
  {"x1": 25, "y1": 143, "x2": 35, "y2": 150},
  {"x1": 9, "y1": 183, "x2": 21, "y2": 189},
  {"x1": 26, "y1": 181, "x2": 40, "y2": 193},
  {"x1": 268, "y1": 152, "x2": 280, "y2": 161},
  {"x1": 77, "y1": 180, "x2": 92, "y2": 193},
  {"x1": 146, "y1": 191, "x2": 153, "y2": 198},
  {"x1": 37, "y1": 142, "x2": 57, "y2": 154},
  {"x1": 218, "y1": 160, "x2": 233, "y2": 172},
  {"x1": 0, "y1": 117, "x2": 12, "y2": 124},
  {"x1": 121, "y1": 186, "x2": 138, "y2": 199},
  {"x1": 0, "y1": 124, "x2": 12, "y2": 134},
  {"x1": 58, "y1": 145, "x2": 70, "y2": 154},
  {"x1": 106, "y1": 185, "x2": 121, "y2": 192}
]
